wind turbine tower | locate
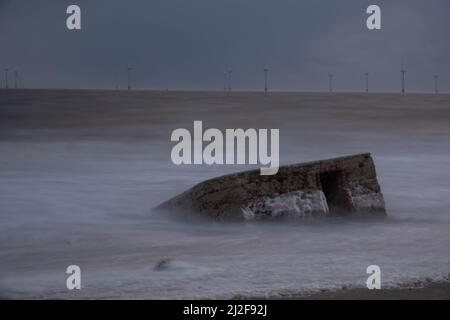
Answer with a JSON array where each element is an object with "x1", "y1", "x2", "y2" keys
[
  {"x1": 434, "y1": 75, "x2": 439, "y2": 94},
  {"x1": 365, "y1": 72, "x2": 369, "y2": 93},
  {"x1": 4, "y1": 68, "x2": 9, "y2": 89},
  {"x1": 223, "y1": 71, "x2": 227, "y2": 91},
  {"x1": 328, "y1": 74, "x2": 333, "y2": 93},
  {"x1": 127, "y1": 66, "x2": 132, "y2": 90},
  {"x1": 401, "y1": 65, "x2": 406, "y2": 95},
  {"x1": 227, "y1": 70, "x2": 232, "y2": 92},
  {"x1": 14, "y1": 70, "x2": 18, "y2": 89},
  {"x1": 264, "y1": 68, "x2": 269, "y2": 93},
  {"x1": 114, "y1": 70, "x2": 119, "y2": 90}
]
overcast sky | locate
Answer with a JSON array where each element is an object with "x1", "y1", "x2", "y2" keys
[{"x1": 1, "y1": 0, "x2": 449, "y2": 92}]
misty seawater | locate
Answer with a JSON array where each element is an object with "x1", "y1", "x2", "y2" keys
[{"x1": 1, "y1": 90, "x2": 450, "y2": 299}]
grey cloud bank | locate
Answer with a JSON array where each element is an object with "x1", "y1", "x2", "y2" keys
[{"x1": 1, "y1": 0, "x2": 449, "y2": 92}]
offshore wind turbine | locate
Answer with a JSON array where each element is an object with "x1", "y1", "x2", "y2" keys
[
  {"x1": 223, "y1": 71, "x2": 227, "y2": 91},
  {"x1": 328, "y1": 73, "x2": 333, "y2": 93},
  {"x1": 401, "y1": 61, "x2": 406, "y2": 95},
  {"x1": 401, "y1": 69, "x2": 406, "y2": 94},
  {"x1": 227, "y1": 69, "x2": 232, "y2": 92},
  {"x1": 127, "y1": 66, "x2": 132, "y2": 90},
  {"x1": 114, "y1": 69, "x2": 119, "y2": 90},
  {"x1": 4, "y1": 68, "x2": 9, "y2": 89},
  {"x1": 264, "y1": 68, "x2": 269, "y2": 93},
  {"x1": 434, "y1": 75, "x2": 439, "y2": 94},
  {"x1": 14, "y1": 70, "x2": 18, "y2": 89},
  {"x1": 365, "y1": 72, "x2": 369, "y2": 93}
]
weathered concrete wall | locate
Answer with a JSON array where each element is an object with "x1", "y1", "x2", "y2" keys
[{"x1": 158, "y1": 153, "x2": 386, "y2": 220}]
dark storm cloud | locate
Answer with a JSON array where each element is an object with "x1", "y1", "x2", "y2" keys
[{"x1": 1, "y1": 0, "x2": 449, "y2": 92}]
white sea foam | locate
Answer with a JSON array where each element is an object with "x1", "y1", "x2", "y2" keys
[{"x1": 242, "y1": 191, "x2": 329, "y2": 219}]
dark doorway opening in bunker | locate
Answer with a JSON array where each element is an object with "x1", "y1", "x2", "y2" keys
[{"x1": 319, "y1": 171, "x2": 353, "y2": 215}]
